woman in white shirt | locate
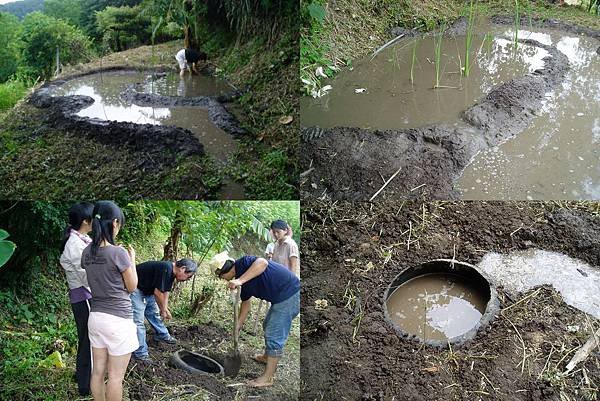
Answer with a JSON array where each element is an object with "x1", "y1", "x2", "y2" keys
[{"x1": 59, "y1": 202, "x2": 94, "y2": 396}]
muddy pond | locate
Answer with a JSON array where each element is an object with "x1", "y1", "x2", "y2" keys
[
  {"x1": 301, "y1": 19, "x2": 600, "y2": 199},
  {"x1": 50, "y1": 70, "x2": 244, "y2": 198}
]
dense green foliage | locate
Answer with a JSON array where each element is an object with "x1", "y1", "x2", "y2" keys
[
  {"x1": 0, "y1": 0, "x2": 43, "y2": 18},
  {"x1": 80, "y1": 0, "x2": 142, "y2": 38},
  {"x1": 96, "y1": 5, "x2": 150, "y2": 51},
  {"x1": 18, "y1": 12, "x2": 94, "y2": 79},
  {"x1": 0, "y1": 13, "x2": 22, "y2": 82},
  {"x1": 43, "y1": 0, "x2": 84, "y2": 27}
]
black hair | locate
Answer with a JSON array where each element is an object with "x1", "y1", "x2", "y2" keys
[
  {"x1": 270, "y1": 219, "x2": 288, "y2": 231},
  {"x1": 215, "y1": 259, "x2": 235, "y2": 277},
  {"x1": 176, "y1": 258, "x2": 197, "y2": 274},
  {"x1": 60, "y1": 202, "x2": 94, "y2": 253},
  {"x1": 90, "y1": 201, "x2": 125, "y2": 257}
]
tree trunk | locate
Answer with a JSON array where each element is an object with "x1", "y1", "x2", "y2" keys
[{"x1": 163, "y1": 210, "x2": 183, "y2": 261}]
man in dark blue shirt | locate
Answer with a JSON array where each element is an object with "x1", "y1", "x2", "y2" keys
[
  {"x1": 212, "y1": 253, "x2": 300, "y2": 387},
  {"x1": 131, "y1": 258, "x2": 197, "y2": 361}
]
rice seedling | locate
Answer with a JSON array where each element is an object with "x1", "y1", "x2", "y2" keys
[
  {"x1": 433, "y1": 21, "x2": 446, "y2": 89},
  {"x1": 463, "y1": 0, "x2": 476, "y2": 77},
  {"x1": 410, "y1": 39, "x2": 418, "y2": 85},
  {"x1": 514, "y1": 0, "x2": 520, "y2": 49}
]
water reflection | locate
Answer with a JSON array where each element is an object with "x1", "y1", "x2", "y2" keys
[{"x1": 301, "y1": 32, "x2": 547, "y2": 130}]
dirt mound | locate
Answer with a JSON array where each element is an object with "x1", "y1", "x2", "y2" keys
[
  {"x1": 120, "y1": 85, "x2": 248, "y2": 136},
  {"x1": 300, "y1": 201, "x2": 600, "y2": 401}
]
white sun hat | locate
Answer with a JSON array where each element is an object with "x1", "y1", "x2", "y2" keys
[{"x1": 208, "y1": 251, "x2": 235, "y2": 272}]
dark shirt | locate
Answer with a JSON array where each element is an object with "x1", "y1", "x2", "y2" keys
[
  {"x1": 136, "y1": 261, "x2": 175, "y2": 295},
  {"x1": 235, "y1": 256, "x2": 300, "y2": 304},
  {"x1": 185, "y1": 48, "x2": 205, "y2": 63}
]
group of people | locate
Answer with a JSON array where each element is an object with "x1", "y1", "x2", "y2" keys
[{"x1": 59, "y1": 201, "x2": 300, "y2": 400}]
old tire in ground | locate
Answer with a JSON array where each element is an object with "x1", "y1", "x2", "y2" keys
[{"x1": 169, "y1": 350, "x2": 224, "y2": 376}]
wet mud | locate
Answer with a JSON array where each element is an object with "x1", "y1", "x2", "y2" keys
[
  {"x1": 300, "y1": 201, "x2": 600, "y2": 401},
  {"x1": 28, "y1": 68, "x2": 247, "y2": 169},
  {"x1": 300, "y1": 18, "x2": 600, "y2": 200},
  {"x1": 121, "y1": 84, "x2": 247, "y2": 136}
]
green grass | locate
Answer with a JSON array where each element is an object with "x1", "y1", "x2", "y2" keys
[
  {"x1": 463, "y1": 0, "x2": 476, "y2": 77},
  {"x1": 0, "y1": 80, "x2": 28, "y2": 110},
  {"x1": 479, "y1": 0, "x2": 600, "y2": 30}
]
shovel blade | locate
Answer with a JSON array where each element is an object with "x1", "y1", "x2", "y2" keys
[{"x1": 222, "y1": 353, "x2": 242, "y2": 378}]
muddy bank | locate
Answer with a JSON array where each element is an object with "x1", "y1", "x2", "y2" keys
[
  {"x1": 300, "y1": 18, "x2": 599, "y2": 200},
  {"x1": 300, "y1": 201, "x2": 600, "y2": 401},
  {"x1": 29, "y1": 70, "x2": 206, "y2": 169},
  {"x1": 121, "y1": 84, "x2": 248, "y2": 136}
]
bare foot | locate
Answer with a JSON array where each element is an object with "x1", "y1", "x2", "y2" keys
[
  {"x1": 247, "y1": 376, "x2": 274, "y2": 388},
  {"x1": 252, "y1": 354, "x2": 268, "y2": 364}
]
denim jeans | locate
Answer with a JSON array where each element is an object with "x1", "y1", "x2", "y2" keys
[
  {"x1": 130, "y1": 289, "x2": 170, "y2": 358},
  {"x1": 263, "y1": 290, "x2": 300, "y2": 358}
]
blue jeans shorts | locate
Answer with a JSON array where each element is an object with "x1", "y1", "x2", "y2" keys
[{"x1": 263, "y1": 291, "x2": 300, "y2": 358}]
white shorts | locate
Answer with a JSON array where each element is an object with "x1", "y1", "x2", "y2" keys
[
  {"x1": 88, "y1": 311, "x2": 139, "y2": 356},
  {"x1": 175, "y1": 49, "x2": 189, "y2": 71}
]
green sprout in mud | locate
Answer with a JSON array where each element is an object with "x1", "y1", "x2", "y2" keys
[
  {"x1": 410, "y1": 39, "x2": 418, "y2": 85},
  {"x1": 463, "y1": 0, "x2": 476, "y2": 77},
  {"x1": 514, "y1": 0, "x2": 520, "y2": 49},
  {"x1": 433, "y1": 21, "x2": 446, "y2": 89}
]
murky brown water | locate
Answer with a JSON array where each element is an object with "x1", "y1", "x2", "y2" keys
[
  {"x1": 457, "y1": 28, "x2": 600, "y2": 199},
  {"x1": 478, "y1": 249, "x2": 600, "y2": 319},
  {"x1": 386, "y1": 273, "x2": 486, "y2": 341},
  {"x1": 301, "y1": 31, "x2": 547, "y2": 130},
  {"x1": 52, "y1": 71, "x2": 244, "y2": 198}
]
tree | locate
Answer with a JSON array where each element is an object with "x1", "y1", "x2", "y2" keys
[
  {"x1": 0, "y1": 0, "x2": 44, "y2": 19},
  {"x1": 0, "y1": 12, "x2": 22, "y2": 82},
  {"x1": 18, "y1": 12, "x2": 94, "y2": 79},
  {"x1": 96, "y1": 5, "x2": 151, "y2": 52},
  {"x1": 80, "y1": 0, "x2": 142, "y2": 39},
  {"x1": 43, "y1": 0, "x2": 84, "y2": 28}
]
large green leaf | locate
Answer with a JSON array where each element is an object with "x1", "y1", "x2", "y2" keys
[{"x1": 0, "y1": 239, "x2": 16, "y2": 268}]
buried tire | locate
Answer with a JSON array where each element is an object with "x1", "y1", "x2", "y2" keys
[{"x1": 169, "y1": 350, "x2": 224, "y2": 376}]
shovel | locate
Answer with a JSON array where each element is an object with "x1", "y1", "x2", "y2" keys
[{"x1": 223, "y1": 286, "x2": 242, "y2": 377}]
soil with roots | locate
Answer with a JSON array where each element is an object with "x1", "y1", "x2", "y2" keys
[
  {"x1": 300, "y1": 201, "x2": 600, "y2": 400},
  {"x1": 126, "y1": 322, "x2": 299, "y2": 401}
]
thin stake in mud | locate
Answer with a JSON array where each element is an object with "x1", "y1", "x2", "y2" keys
[{"x1": 369, "y1": 167, "x2": 401, "y2": 201}]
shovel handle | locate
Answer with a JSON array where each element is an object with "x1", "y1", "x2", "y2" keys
[{"x1": 232, "y1": 286, "x2": 240, "y2": 350}]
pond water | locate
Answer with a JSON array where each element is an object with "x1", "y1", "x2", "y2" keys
[{"x1": 50, "y1": 70, "x2": 244, "y2": 198}]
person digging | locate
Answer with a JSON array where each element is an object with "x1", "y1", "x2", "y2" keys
[
  {"x1": 175, "y1": 48, "x2": 207, "y2": 76},
  {"x1": 131, "y1": 258, "x2": 198, "y2": 361},
  {"x1": 211, "y1": 251, "x2": 300, "y2": 388}
]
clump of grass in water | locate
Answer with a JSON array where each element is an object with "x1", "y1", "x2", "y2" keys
[
  {"x1": 433, "y1": 21, "x2": 446, "y2": 89},
  {"x1": 463, "y1": 0, "x2": 476, "y2": 77}
]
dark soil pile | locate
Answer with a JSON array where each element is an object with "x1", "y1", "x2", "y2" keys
[
  {"x1": 127, "y1": 322, "x2": 298, "y2": 401},
  {"x1": 300, "y1": 201, "x2": 600, "y2": 400}
]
